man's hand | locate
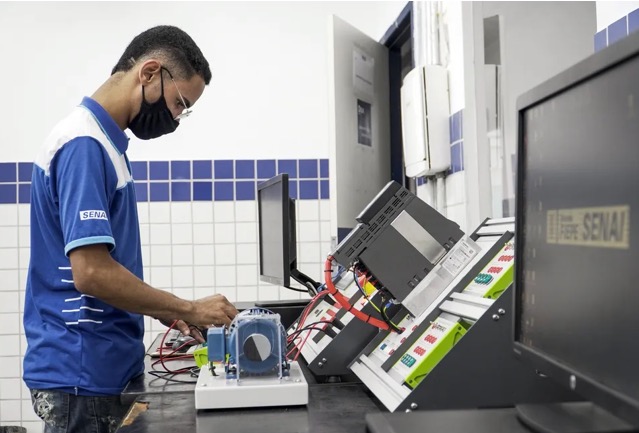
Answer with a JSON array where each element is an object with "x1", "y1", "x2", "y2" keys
[
  {"x1": 159, "y1": 319, "x2": 206, "y2": 343},
  {"x1": 159, "y1": 294, "x2": 237, "y2": 343},
  {"x1": 186, "y1": 294, "x2": 239, "y2": 327}
]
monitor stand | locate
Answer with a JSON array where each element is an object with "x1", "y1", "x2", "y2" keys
[
  {"x1": 516, "y1": 402, "x2": 639, "y2": 433},
  {"x1": 252, "y1": 268, "x2": 320, "y2": 328},
  {"x1": 291, "y1": 267, "x2": 321, "y2": 295}
]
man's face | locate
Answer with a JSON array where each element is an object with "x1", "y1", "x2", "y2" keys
[
  {"x1": 132, "y1": 61, "x2": 206, "y2": 124},
  {"x1": 160, "y1": 69, "x2": 206, "y2": 122}
]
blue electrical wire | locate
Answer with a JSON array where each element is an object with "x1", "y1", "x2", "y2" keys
[{"x1": 352, "y1": 270, "x2": 368, "y2": 297}]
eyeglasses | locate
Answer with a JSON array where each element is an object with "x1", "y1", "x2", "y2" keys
[{"x1": 162, "y1": 67, "x2": 192, "y2": 121}]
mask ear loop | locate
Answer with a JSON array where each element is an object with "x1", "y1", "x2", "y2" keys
[
  {"x1": 158, "y1": 67, "x2": 166, "y2": 96},
  {"x1": 141, "y1": 67, "x2": 166, "y2": 102}
]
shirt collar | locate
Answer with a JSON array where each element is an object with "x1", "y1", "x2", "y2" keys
[{"x1": 80, "y1": 97, "x2": 129, "y2": 154}]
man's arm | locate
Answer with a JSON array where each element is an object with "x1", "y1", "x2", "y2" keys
[{"x1": 69, "y1": 244, "x2": 237, "y2": 326}]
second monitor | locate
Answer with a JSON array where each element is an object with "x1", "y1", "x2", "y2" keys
[{"x1": 257, "y1": 173, "x2": 320, "y2": 294}]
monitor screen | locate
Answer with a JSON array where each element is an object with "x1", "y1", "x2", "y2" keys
[
  {"x1": 257, "y1": 174, "x2": 292, "y2": 287},
  {"x1": 514, "y1": 34, "x2": 639, "y2": 425}
]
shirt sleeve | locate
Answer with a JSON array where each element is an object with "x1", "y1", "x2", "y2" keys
[{"x1": 50, "y1": 136, "x2": 118, "y2": 256}]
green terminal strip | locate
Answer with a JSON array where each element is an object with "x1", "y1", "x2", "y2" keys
[
  {"x1": 402, "y1": 320, "x2": 469, "y2": 389},
  {"x1": 481, "y1": 265, "x2": 513, "y2": 299}
]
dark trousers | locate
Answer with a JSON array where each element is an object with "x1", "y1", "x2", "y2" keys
[{"x1": 30, "y1": 389, "x2": 130, "y2": 433}]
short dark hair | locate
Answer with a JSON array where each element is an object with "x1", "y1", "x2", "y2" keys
[{"x1": 111, "y1": 25, "x2": 211, "y2": 85}]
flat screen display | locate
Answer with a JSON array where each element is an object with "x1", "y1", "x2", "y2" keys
[
  {"x1": 516, "y1": 50, "x2": 639, "y2": 412},
  {"x1": 257, "y1": 174, "x2": 290, "y2": 287}
]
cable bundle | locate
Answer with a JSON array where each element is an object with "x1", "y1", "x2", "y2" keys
[{"x1": 148, "y1": 320, "x2": 200, "y2": 384}]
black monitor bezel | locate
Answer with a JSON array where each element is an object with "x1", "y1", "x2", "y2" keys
[
  {"x1": 513, "y1": 30, "x2": 639, "y2": 425},
  {"x1": 257, "y1": 173, "x2": 291, "y2": 287}
]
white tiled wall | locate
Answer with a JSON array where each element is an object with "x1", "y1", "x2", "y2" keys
[
  {"x1": 0, "y1": 198, "x2": 330, "y2": 431},
  {"x1": 0, "y1": 204, "x2": 35, "y2": 429}
]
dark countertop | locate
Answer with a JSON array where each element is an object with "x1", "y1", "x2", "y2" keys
[
  {"x1": 365, "y1": 408, "x2": 531, "y2": 433},
  {"x1": 118, "y1": 382, "x2": 383, "y2": 433}
]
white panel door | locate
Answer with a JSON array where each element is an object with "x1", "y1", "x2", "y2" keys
[{"x1": 328, "y1": 15, "x2": 391, "y2": 239}]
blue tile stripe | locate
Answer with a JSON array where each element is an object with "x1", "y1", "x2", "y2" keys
[
  {"x1": 0, "y1": 159, "x2": 330, "y2": 204},
  {"x1": 608, "y1": 16, "x2": 628, "y2": 45},
  {"x1": 594, "y1": 29, "x2": 607, "y2": 53},
  {"x1": 630, "y1": 9, "x2": 639, "y2": 34},
  {"x1": 0, "y1": 162, "x2": 31, "y2": 204},
  {"x1": 448, "y1": 109, "x2": 464, "y2": 175},
  {"x1": 595, "y1": 8, "x2": 639, "y2": 52}
]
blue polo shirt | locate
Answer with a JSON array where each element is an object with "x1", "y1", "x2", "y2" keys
[{"x1": 23, "y1": 97, "x2": 145, "y2": 396}]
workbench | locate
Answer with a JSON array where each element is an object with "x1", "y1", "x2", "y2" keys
[{"x1": 117, "y1": 333, "x2": 385, "y2": 433}]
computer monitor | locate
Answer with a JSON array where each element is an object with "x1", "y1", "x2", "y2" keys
[
  {"x1": 257, "y1": 173, "x2": 294, "y2": 287},
  {"x1": 513, "y1": 31, "x2": 639, "y2": 431},
  {"x1": 257, "y1": 174, "x2": 320, "y2": 293}
]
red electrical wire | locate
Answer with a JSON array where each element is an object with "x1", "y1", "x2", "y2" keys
[
  {"x1": 286, "y1": 291, "x2": 331, "y2": 360},
  {"x1": 288, "y1": 290, "x2": 328, "y2": 343},
  {"x1": 288, "y1": 258, "x2": 396, "y2": 360},
  {"x1": 286, "y1": 322, "x2": 332, "y2": 360},
  {"x1": 324, "y1": 256, "x2": 391, "y2": 331},
  {"x1": 292, "y1": 326, "x2": 314, "y2": 362},
  {"x1": 156, "y1": 320, "x2": 198, "y2": 374}
]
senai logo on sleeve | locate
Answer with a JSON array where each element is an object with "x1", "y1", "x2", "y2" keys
[{"x1": 79, "y1": 210, "x2": 108, "y2": 221}]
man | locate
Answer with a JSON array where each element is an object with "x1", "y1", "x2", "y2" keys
[{"x1": 24, "y1": 26, "x2": 238, "y2": 433}]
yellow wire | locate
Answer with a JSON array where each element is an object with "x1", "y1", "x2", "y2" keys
[
  {"x1": 352, "y1": 269, "x2": 401, "y2": 329},
  {"x1": 382, "y1": 304, "x2": 402, "y2": 330}
]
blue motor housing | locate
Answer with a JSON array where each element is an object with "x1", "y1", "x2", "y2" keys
[{"x1": 208, "y1": 308, "x2": 288, "y2": 379}]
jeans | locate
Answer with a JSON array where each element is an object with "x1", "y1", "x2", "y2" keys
[{"x1": 30, "y1": 389, "x2": 130, "y2": 433}]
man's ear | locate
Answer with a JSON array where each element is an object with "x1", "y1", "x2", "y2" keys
[{"x1": 138, "y1": 60, "x2": 162, "y2": 85}]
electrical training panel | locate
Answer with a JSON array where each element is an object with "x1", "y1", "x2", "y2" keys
[
  {"x1": 349, "y1": 220, "x2": 516, "y2": 411},
  {"x1": 288, "y1": 181, "x2": 466, "y2": 379}
]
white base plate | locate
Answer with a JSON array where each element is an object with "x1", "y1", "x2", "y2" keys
[{"x1": 194, "y1": 361, "x2": 309, "y2": 410}]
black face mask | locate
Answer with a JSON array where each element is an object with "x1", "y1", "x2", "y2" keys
[{"x1": 128, "y1": 70, "x2": 179, "y2": 140}]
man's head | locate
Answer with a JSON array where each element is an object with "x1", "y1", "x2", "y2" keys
[{"x1": 112, "y1": 26, "x2": 211, "y2": 139}]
